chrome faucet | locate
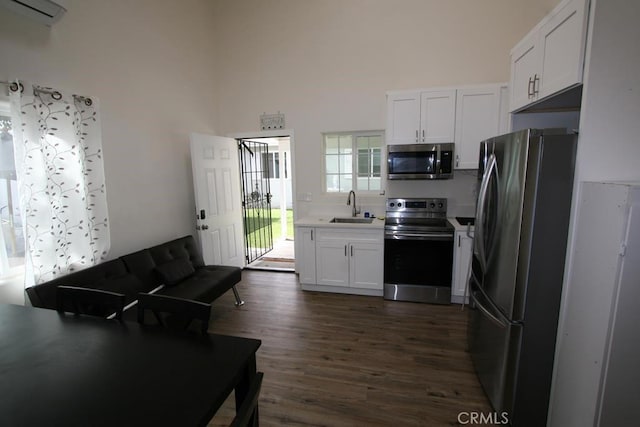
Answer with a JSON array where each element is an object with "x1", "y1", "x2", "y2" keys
[{"x1": 347, "y1": 190, "x2": 360, "y2": 217}]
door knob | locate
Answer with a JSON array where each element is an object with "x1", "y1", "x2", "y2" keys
[{"x1": 202, "y1": 225, "x2": 209, "y2": 230}]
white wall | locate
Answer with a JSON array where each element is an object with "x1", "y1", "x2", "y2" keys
[
  {"x1": 0, "y1": 0, "x2": 562, "y2": 253},
  {"x1": 210, "y1": 0, "x2": 560, "y2": 218},
  {"x1": 550, "y1": 0, "x2": 640, "y2": 425},
  {"x1": 0, "y1": 0, "x2": 219, "y2": 257}
]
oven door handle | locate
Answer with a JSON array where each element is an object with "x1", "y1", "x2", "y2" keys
[{"x1": 385, "y1": 232, "x2": 454, "y2": 240}]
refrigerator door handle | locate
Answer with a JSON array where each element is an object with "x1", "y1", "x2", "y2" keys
[
  {"x1": 475, "y1": 153, "x2": 497, "y2": 272},
  {"x1": 479, "y1": 141, "x2": 488, "y2": 174},
  {"x1": 472, "y1": 277, "x2": 522, "y2": 327},
  {"x1": 470, "y1": 284, "x2": 507, "y2": 328}
]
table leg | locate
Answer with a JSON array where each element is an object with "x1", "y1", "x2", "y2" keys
[{"x1": 235, "y1": 353, "x2": 259, "y2": 426}]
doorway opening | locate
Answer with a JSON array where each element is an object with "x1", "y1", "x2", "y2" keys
[{"x1": 238, "y1": 136, "x2": 294, "y2": 271}]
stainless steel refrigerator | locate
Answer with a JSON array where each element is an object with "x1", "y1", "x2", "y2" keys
[{"x1": 468, "y1": 128, "x2": 577, "y2": 426}]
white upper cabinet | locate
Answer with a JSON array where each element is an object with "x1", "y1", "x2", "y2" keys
[
  {"x1": 510, "y1": 31, "x2": 541, "y2": 112},
  {"x1": 454, "y1": 85, "x2": 503, "y2": 169},
  {"x1": 538, "y1": 0, "x2": 589, "y2": 97},
  {"x1": 420, "y1": 90, "x2": 456, "y2": 144},
  {"x1": 386, "y1": 91, "x2": 421, "y2": 145},
  {"x1": 386, "y1": 90, "x2": 455, "y2": 145},
  {"x1": 509, "y1": 0, "x2": 590, "y2": 112},
  {"x1": 386, "y1": 85, "x2": 506, "y2": 168}
]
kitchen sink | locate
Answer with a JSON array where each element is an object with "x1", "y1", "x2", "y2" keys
[{"x1": 330, "y1": 217, "x2": 374, "y2": 224}]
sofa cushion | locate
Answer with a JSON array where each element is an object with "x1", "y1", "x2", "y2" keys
[
  {"x1": 25, "y1": 259, "x2": 129, "y2": 309},
  {"x1": 157, "y1": 265, "x2": 241, "y2": 303},
  {"x1": 155, "y1": 258, "x2": 195, "y2": 286},
  {"x1": 148, "y1": 236, "x2": 205, "y2": 269},
  {"x1": 120, "y1": 249, "x2": 161, "y2": 292}
]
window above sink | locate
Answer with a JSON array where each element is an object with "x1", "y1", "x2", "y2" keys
[{"x1": 323, "y1": 131, "x2": 383, "y2": 194}]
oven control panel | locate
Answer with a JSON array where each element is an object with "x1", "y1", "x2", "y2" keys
[{"x1": 386, "y1": 198, "x2": 447, "y2": 214}]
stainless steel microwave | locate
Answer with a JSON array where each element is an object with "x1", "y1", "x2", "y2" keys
[{"x1": 387, "y1": 143, "x2": 454, "y2": 180}]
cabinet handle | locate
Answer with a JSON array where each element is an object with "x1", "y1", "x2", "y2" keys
[
  {"x1": 456, "y1": 154, "x2": 459, "y2": 168},
  {"x1": 345, "y1": 245, "x2": 347, "y2": 256},
  {"x1": 311, "y1": 230, "x2": 313, "y2": 241},
  {"x1": 351, "y1": 245, "x2": 354, "y2": 257},
  {"x1": 527, "y1": 77, "x2": 534, "y2": 97},
  {"x1": 458, "y1": 235, "x2": 461, "y2": 247},
  {"x1": 422, "y1": 130, "x2": 425, "y2": 142},
  {"x1": 533, "y1": 74, "x2": 540, "y2": 96},
  {"x1": 415, "y1": 130, "x2": 419, "y2": 143}
]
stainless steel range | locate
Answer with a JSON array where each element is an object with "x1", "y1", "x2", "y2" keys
[{"x1": 383, "y1": 198, "x2": 455, "y2": 304}]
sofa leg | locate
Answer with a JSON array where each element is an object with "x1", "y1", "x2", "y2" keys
[{"x1": 232, "y1": 286, "x2": 245, "y2": 307}]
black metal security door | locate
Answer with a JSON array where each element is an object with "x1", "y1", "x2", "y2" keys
[{"x1": 239, "y1": 140, "x2": 273, "y2": 264}]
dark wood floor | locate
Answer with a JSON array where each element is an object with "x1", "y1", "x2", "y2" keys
[{"x1": 207, "y1": 270, "x2": 491, "y2": 426}]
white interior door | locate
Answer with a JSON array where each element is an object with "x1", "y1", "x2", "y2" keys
[{"x1": 190, "y1": 133, "x2": 245, "y2": 268}]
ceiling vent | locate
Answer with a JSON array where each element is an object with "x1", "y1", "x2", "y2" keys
[{"x1": 0, "y1": 0, "x2": 67, "y2": 26}]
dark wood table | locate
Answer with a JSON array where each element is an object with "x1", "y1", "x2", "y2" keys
[{"x1": 0, "y1": 304, "x2": 261, "y2": 426}]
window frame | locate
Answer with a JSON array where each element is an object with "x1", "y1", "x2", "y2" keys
[
  {"x1": 0, "y1": 96, "x2": 26, "y2": 280},
  {"x1": 261, "y1": 151, "x2": 280, "y2": 179},
  {"x1": 322, "y1": 130, "x2": 385, "y2": 194}
]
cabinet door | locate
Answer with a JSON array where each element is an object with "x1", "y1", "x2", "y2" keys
[
  {"x1": 418, "y1": 90, "x2": 456, "y2": 144},
  {"x1": 510, "y1": 31, "x2": 541, "y2": 112},
  {"x1": 538, "y1": 0, "x2": 588, "y2": 98},
  {"x1": 420, "y1": 90, "x2": 456, "y2": 144},
  {"x1": 452, "y1": 231, "x2": 474, "y2": 301},
  {"x1": 454, "y1": 86, "x2": 500, "y2": 169},
  {"x1": 296, "y1": 227, "x2": 316, "y2": 284},
  {"x1": 316, "y1": 239, "x2": 349, "y2": 287},
  {"x1": 386, "y1": 92, "x2": 421, "y2": 145},
  {"x1": 349, "y1": 241, "x2": 383, "y2": 290},
  {"x1": 498, "y1": 85, "x2": 511, "y2": 135}
]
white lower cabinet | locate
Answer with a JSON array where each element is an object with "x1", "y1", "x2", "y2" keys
[
  {"x1": 349, "y1": 241, "x2": 384, "y2": 290},
  {"x1": 296, "y1": 227, "x2": 316, "y2": 285},
  {"x1": 297, "y1": 226, "x2": 384, "y2": 296},
  {"x1": 452, "y1": 229, "x2": 474, "y2": 304},
  {"x1": 316, "y1": 238, "x2": 350, "y2": 287}
]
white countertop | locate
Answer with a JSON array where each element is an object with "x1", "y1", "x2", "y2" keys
[
  {"x1": 297, "y1": 216, "x2": 474, "y2": 231},
  {"x1": 295, "y1": 216, "x2": 386, "y2": 230},
  {"x1": 448, "y1": 217, "x2": 475, "y2": 232}
]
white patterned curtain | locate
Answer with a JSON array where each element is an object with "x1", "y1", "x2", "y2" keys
[{"x1": 9, "y1": 83, "x2": 109, "y2": 285}]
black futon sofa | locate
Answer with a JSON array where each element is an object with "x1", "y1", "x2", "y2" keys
[{"x1": 25, "y1": 235, "x2": 243, "y2": 314}]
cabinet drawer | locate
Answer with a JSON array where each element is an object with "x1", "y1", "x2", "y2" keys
[{"x1": 315, "y1": 228, "x2": 383, "y2": 243}]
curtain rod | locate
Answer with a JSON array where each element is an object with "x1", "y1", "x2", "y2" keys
[
  {"x1": 1, "y1": 80, "x2": 24, "y2": 93},
  {"x1": 33, "y1": 85, "x2": 93, "y2": 106},
  {"x1": 1, "y1": 81, "x2": 93, "y2": 106}
]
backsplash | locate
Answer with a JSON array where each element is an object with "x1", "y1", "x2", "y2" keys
[
  {"x1": 386, "y1": 169, "x2": 478, "y2": 217},
  {"x1": 296, "y1": 170, "x2": 479, "y2": 220}
]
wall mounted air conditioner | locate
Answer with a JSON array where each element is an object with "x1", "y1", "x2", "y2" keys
[{"x1": 0, "y1": 0, "x2": 67, "y2": 26}]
